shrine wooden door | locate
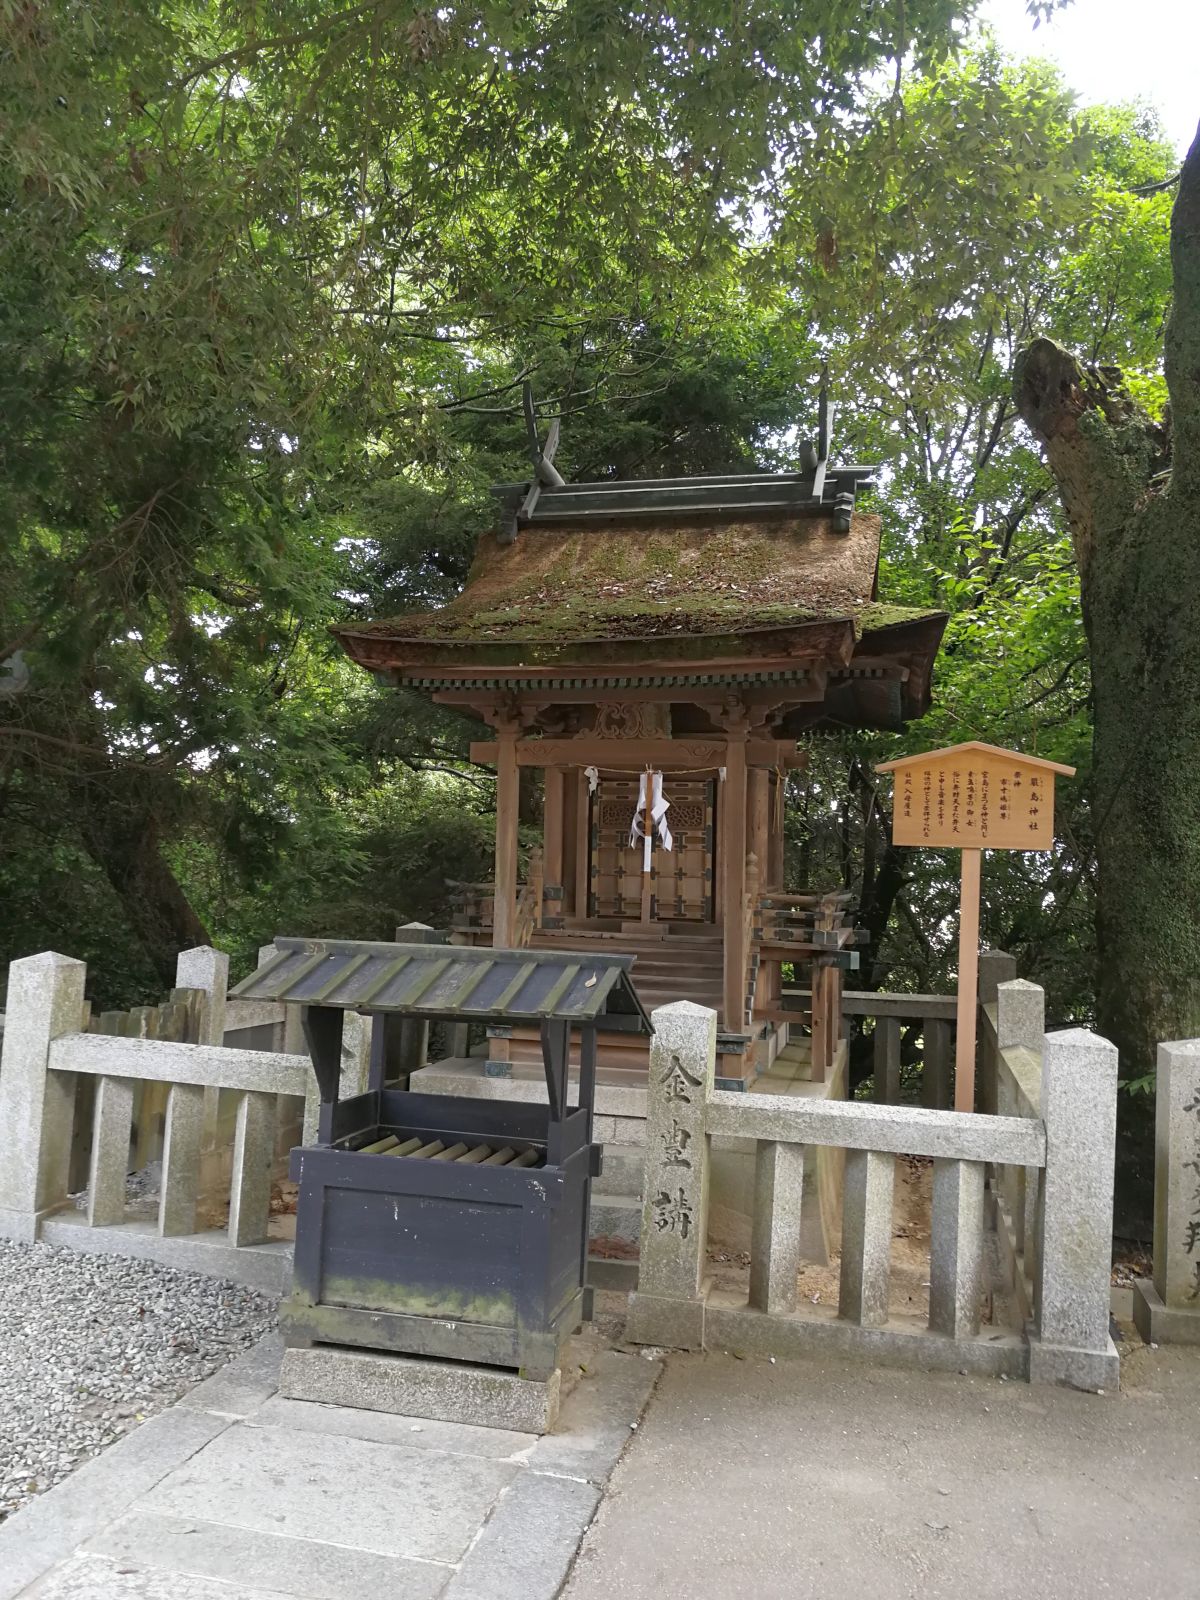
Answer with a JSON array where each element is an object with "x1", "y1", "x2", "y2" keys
[{"x1": 588, "y1": 776, "x2": 714, "y2": 922}]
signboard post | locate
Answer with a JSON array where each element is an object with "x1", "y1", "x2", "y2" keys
[{"x1": 875, "y1": 742, "x2": 1075, "y2": 1112}]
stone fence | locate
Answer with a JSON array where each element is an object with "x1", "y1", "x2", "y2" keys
[
  {"x1": 0, "y1": 948, "x2": 368, "y2": 1292},
  {"x1": 627, "y1": 996, "x2": 1119, "y2": 1390}
]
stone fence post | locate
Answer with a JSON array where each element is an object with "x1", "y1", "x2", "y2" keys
[
  {"x1": 976, "y1": 953, "x2": 1018, "y2": 1115},
  {"x1": 1029, "y1": 1027, "x2": 1120, "y2": 1389},
  {"x1": 1133, "y1": 1039, "x2": 1200, "y2": 1344},
  {"x1": 0, "y1": 952, "x2": 87, "y2": 1242},
  {"x1": 996, "y1": 979, "x2": 1044, "y2": 1055},
  {"x1": 176, "y1": 945, "x2": 229, "y2": 1046},
  {"x1": 992, "y1": 979, "x2": 1045, "y2": 1289},
  {"x1": 175, "y1": 947, "x2": 230, "y2": 1204},
  {"x1": 626, "y1": 1001, "x2": 717, "y2": 1351},
  {"x1": 978, "y1": 950, "x2": 1018, "y2": 1009}
]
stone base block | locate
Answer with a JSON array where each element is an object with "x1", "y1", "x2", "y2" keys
[
  {"x1": 704, "y1": 1299, "x2": 1028, "y2": 1379},
  {"x1": 625, "y1": 1291, "x2": 705, "y2": 1351},
  {"x1": 279, "y1": 1343, "x2": 563, "y2": 1433},
  {"x1": 39, "y1": 1211, "x2": 293, "y2": 1294},
  {"x1": 0, "y1": 1204, "x2": 45, "y2": 1243},
  {"x1": 1026, "y1": 1335, "x2": 1120, "y2": 1392},
  {"x1": 587, "y1": 1254, "x2": 638, "y2": 1293},
  {"x1": 1132, "y1": 1278, "x2": 1200, "y2": 1346},
  {"x1": 590, "y1": 1194, "x2": 641, "y2": 1245}
]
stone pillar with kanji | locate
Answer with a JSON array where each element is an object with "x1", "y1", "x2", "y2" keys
[{"x1": 626, "y1": 1000, "x2": 716, "y2": 1350}]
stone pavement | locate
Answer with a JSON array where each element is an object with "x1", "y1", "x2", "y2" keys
[
  {"x1": 564, "y1": 1342, "x2": 1200, "y2": 1600},
  {"x1": 0, "y1": 1336, "x2": 661, "y2": 1600},
  {"x1": 8, "y1": 1330, "x2": 1200, "y2": 1600}
]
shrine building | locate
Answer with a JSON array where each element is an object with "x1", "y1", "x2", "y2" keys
[{"x1": 335, "y1": 399, "x2": 946, "y2": 1089}]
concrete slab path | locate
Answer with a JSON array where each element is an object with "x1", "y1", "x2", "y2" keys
[
  {"x1": 0, "y1": 1336, "x2": 661, "y2": 1600},
  {"x1": 564, "y1": 1342, "x2": 1200, "y2": 1600}
]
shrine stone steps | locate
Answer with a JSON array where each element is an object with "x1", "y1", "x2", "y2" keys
[
  {"x1": 528, "y1": 928, "x2": 725, "y2": 1016},
  {"x1": 504, "y1": 1029, "x2": 652, "y2": 1078}
]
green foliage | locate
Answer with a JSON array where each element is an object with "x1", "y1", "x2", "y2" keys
[
  {"x1": 176, "y1": 765, "x2": 497, "y2": 983},
  {"x1": 0, "y1": 1, "x2": 1177, "y2": 1059},
  {"x1": 772, "y1": 67, "x2": 1173, "y2": 1027}
]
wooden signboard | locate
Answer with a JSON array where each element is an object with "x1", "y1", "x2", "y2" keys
[{"x1": 876, "y1": 742, "x2": 1075, "y2": 1112}]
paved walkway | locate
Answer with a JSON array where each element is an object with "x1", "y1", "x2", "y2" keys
[
  {"x1": 6, "y1": 1333, "x2": 1200, "y2": 1599},
  {"x1": 0, "y1": 1337, "x2": 660, "y2": 1600},
  {"x1": 565, "y1": 1342, "x2": 1200, "y2": 1600}
]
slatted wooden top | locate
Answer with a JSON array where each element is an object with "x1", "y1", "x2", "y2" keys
[{"x1": 231, "y1": 937, "x2": 653, "y2": 1030}]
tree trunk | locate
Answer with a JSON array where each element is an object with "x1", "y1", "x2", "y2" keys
[
  {"x1": 75, "y1": 791, "x2": 211, "y2": 989},
  {"x1": 1014, "y1": 122, "x2": 1200, "y2": 1224}
]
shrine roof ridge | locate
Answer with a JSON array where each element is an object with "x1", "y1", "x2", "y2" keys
[
  {"x1": 499, "y1": 376, "x2": 873, "y2": 540},
  {"x1": 489, "y1": 464, "x2": 877, "y2": 540}
]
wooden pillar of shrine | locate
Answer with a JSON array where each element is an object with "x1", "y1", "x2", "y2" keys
[
  {"x1": 573, "y1": 769, "x2": 591, "y2": 919},
  {"x1": 748, "y1": 767, "x2": 770, "y2": 882},
  {"x1": 493, "y1": 729, "x2": 519, "y2": 948},
  {"x1": 768, "y1": 770, "x2": 786, "y2": 890},
  {"x1": 543, "y1": 767, "x2": 564, "y2": 901},
  {"x1": 721, "y1": 728, "x2": 749, "y2": 1030},
  {"x1": 748, "y1": 765, "x2": 771, "y2": 1011},
  {"x1": 561, "y1": 770, "x2": 579, "y2": 917}
]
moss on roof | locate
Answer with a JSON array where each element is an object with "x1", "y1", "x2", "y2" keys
[
  {"x1": 335, "y1": 511, "x2": 945, "y2": 688},
  {"x1": 346, "y1": 513, "x2": 908, "y2": 645},
  {"x1": 345, "y1": 590, "x2": 940, "y2": 649}
]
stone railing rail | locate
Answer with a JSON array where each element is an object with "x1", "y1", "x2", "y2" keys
[
  {"x1": 0, "y1": 946, "x2": 367, "y2": 1292},
  {"x1": 627, "y1": 996, "x2": 1119, "y2": 1391}
]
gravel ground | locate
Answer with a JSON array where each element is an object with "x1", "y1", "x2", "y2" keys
[{"x1": 0, "y1": 1241, "x2": 276, "y2": 1524}]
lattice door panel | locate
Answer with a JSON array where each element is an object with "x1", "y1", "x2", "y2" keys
[
  {"x1": 589, "y1": 777, "x2": 714, "y2": 922},
  {"x1": 590, "y1": 778, "x2": 641, "y2": 919},
  {"x1": 658, "y1": 780, "x2": 714, "y2": 921}
]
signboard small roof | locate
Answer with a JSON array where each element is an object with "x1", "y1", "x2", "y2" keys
[{"x1": 875, "y1": 740, "x2": 1075, "y2": 777}]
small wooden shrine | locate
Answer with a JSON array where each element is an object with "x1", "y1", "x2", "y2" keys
[{"x1": 335, "y1": 392, "x2": 946, "y2": 1086}]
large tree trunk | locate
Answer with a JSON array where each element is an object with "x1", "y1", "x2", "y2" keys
[
  {"x1": 1014, "y1": 122, "x2": 1200, "y2": 1224},
  {"x1": 74, "y1": 783, "x2": 211, "y2": 990}
]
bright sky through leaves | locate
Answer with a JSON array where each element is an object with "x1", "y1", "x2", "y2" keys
[{"x1": 979, "y1": 0, "x2": 1198, "y2": 154}]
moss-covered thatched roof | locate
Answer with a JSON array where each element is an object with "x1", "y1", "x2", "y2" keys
[{"x1": 337, "y1": 513, "x2": 940, "y2": 661}]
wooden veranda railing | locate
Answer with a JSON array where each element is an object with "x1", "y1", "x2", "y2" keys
[
  {"x1": 740, "y1": 852, "x2": 761, "y2": 1028},
  {"x1": 447, "y1": 878, "x2": 496, "y2": 932},
  {"x1": 779, "y1": 986, "x2": 958, "y2": 1108},
  {"x1": 448, "y1": 850, "x2": 546, "y2": 948},
  {"x1": 513, "y1": 847, "x2": 544, "y2": 949},
  {"x1": 751, "y1": 888, "x2": 863, "y2": 1080}
]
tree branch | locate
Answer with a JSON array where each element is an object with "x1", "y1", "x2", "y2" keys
[
  {"x1": 1012, "y1": 338, "x2": 1166, "y2": 590},
  {"x1": 166, "y1": 2, "x2": 391, "y2": 94}
]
